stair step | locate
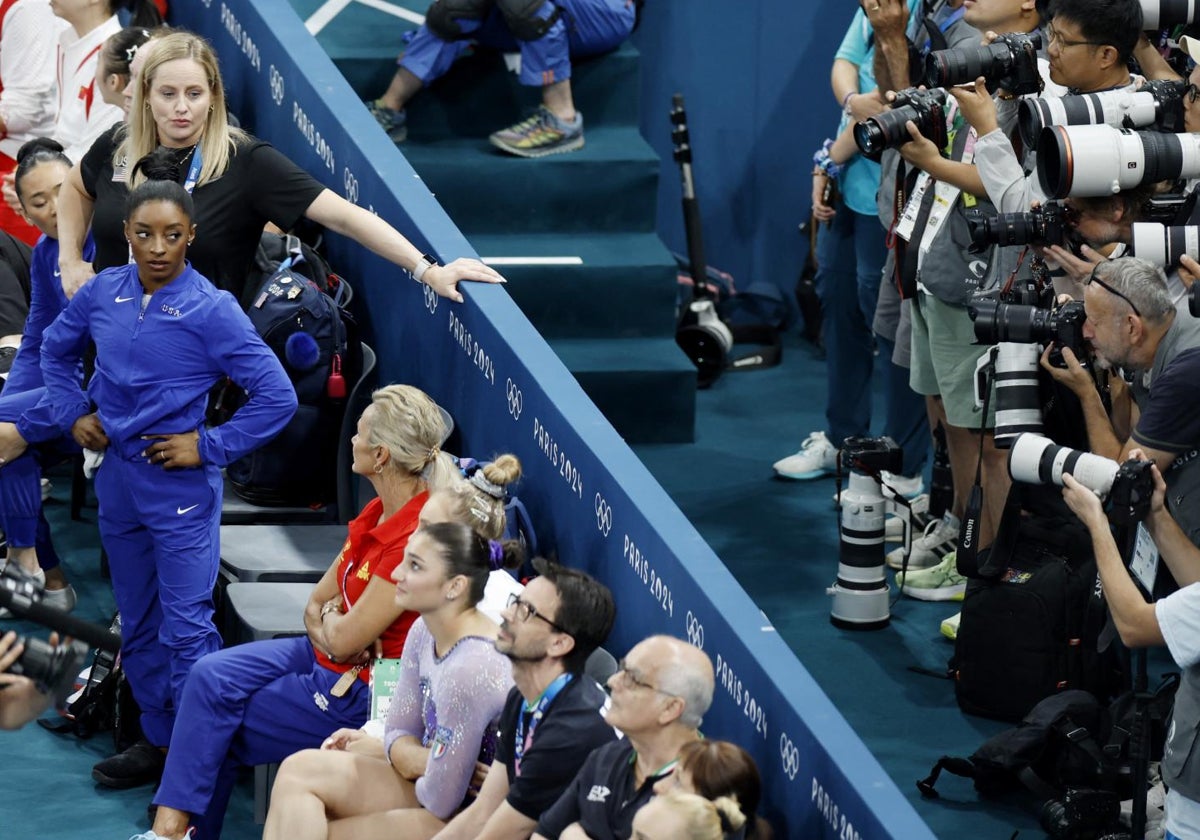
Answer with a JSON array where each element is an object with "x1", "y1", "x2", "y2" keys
[
  {"x1": 471, "y1": 232, "x2": 678, "y2": 338},
  {"x1": 403, "y1": 126, "x2": 660, "y2": 234},
  {"x1": 549, "y1": 337, "x2": 696, "y2": 443}
]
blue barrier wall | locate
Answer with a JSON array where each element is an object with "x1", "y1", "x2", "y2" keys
[{"x1": 172, "y1": 3, "x2": 935, "y2": 837}]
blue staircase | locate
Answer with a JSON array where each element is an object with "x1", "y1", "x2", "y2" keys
[{"x1": 288, "y1": 0, "x2": 696, "y2": 443}]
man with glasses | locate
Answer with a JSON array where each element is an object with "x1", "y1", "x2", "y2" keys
[
  {"x1": 532, "y1": 635, "x2": 714, "y2": 840},
  {"x1": 1043, "y1": 257, "x2": 1200, "y2": 550},
  {"x1": 434, "y1": 562, "x2": 617, "y2": 840}
]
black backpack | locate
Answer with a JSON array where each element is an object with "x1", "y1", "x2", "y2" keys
[
  {"x1": 951, "y1": 504, "x2": 1121, "y2": 722},
  {"x1": 225, "y1": 233, "x2": 361, "y2": 507}
]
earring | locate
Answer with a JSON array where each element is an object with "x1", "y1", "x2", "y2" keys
[
  {"x1": 374, "y1": 464, "x2": 383, "y2": 475},
  {"x1": 446, "y1": 593, "x2": 456, "y2": 601}
]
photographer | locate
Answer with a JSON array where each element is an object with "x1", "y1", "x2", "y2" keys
[
  {"x1": 0, "y1": 630, "x2": 53, "y2": 730},
  {"x1": 1045, "y1": 257, "x2": 1200, "y2": 547},
  {"x1": 1061, "y1": 457, "x2": 1200, "y2": 839}
]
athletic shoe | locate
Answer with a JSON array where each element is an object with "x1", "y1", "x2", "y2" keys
[
  {"x1": 940, "y1": 611, "x2": 961, "y2": 641},
  {"x1": 92, "y1": 740, "x2": 166, "y2": 789},
  {"x1": 129, "y1": 831, "x2": 194, "y2": 840},
  {"x1": 774, "y1": 431, "x2": 837, "y2": 480},
  {"x1": 41, "y1": 584, "x2": 78, "y2": 613},
  {"x1": 885, "y1": 493, "x2": 931, "y2": 543},
  {"x1": 365, "y1": 98, "x2": 407, "y2": 143},
  {"x1": 896, "y1": 552, "x2": 966, "y2": 601},
  {"x1": 489, "y1": 106, "x2": 585, "y2": 158},
  {"x1": 885, "y1": 511, "x2": 961, "y2": 570},
  {"x1": 881, "y1": 471, "x2": 924, "y2": 499}
]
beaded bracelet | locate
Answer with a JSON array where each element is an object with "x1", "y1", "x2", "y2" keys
[{"x1": 812, "y1": 139, "x2": 843, "y2": 179}]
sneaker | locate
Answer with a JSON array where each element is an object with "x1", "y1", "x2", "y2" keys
[
  {"x1": 129, "y1": 831, "x2": 194, "y2": 840},
  {"x1": 885, "y1": 511, "x2": 961, "y2": 570},
  {"x1": 885, "y1": 493, "x2": 931, "y2": 543},
  {"x1": 940, "y1": 611, "x2": 961, "y2": 641},
  {"x1": 489, "y1": 106, "x2": 584, "y2": 158},
  {"x1": 365, "y1": 98, "x2": 407, "y2": 143},
  {"x1": 774, "y1": 431, "x2": 838, "y2": 480},
  {"x1": 880, "y1": 471, "x2": 924, "y2": 499},
  {"x1": 41, "y1": 584, "x2": 78, "y2": 613},
  {"x1": 92, "y1": 740, "x2": 166, "y2": 789},
  {"x1": 896, "y1": 552, "x2": 966, "y2": 601}
]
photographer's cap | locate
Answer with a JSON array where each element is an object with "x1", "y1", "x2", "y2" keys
[{"x1": 1180, "y1": 35, "x2": 1200, "y2": 64}]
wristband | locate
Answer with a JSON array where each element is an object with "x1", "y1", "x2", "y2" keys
[
  {"x1": 812, "y1": 139, "x2": 843, "y2": 179},
  {"x1": 412, "y1": 253, "x2": 438, "y2": 284},
  {"x1": 842, "y1": 91, "x2": 856, "y2": 112}
]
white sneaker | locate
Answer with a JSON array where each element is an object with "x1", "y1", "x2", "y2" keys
[
  {"x1": 880, "y1": 471, "x2": 924, "y2": 499},
  {"x1": 885, "y1": 511, "x2": 960, "y2": 570},
  {"x1": 774, "y1": 431, "x2": 837, "y2": 480},
  {"x1": 896, "y1": 552, "x2": 966, "y2": 601},
  {"x1": 940, "y1": 611, "x2": 961, "y2": 640},
  {"x1": 885, "y1": 493, "x2": 930, "y2": 543},
  {"x1": 41, "y1": 584, "x2": 78, "y2": 613}
]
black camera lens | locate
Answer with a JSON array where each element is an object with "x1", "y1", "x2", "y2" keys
[
  {"x1": 853, "y1": 119, "x2": 888, "y2": 159},
  {"x1": 853, "y1": 88, "x2": 948, "y2": 161}
]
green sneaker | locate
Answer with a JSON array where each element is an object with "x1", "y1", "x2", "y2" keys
[
  {"x1": 489, "y1": 106, "x2": 584, "y2": 158},
  {"x1": 940, "y1": 611, "x2": 961, "y2": 641},
  {"x1": 895, "y1": 552, "x2": 966, "y2": 602}
]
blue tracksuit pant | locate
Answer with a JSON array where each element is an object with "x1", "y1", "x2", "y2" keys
[
  {"x1": 401, "y1": 0, "x2": 634, "y2": 88},
  {"x1": 154, "y1": 636, "x2": 369, "y2": 839},
  {"x1": 96, "y1": 454, "x2": 224, "y2": 746}
]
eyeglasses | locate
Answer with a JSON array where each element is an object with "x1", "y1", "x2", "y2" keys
[
  {"x1": 1186, "y1": 83, "x2": 1200, "y2": 105},
  {"x1": 1045, "y1": 23, "x2": 1105, "y2": 50},
  {"x1": 614, "y1": 658, "x2": 679, "y2": 697},
  {"x1": 1085, "y1": 266, "x2": 1142, "y2": 318},
  {"x1": 505, "y1": 593, "x2": 570, "y2": 634}
]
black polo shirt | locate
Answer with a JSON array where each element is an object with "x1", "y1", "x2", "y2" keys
[
  {"x1": 535, "y1": 739, "x2": 673, "y2": 840},
  {"x1": 495, "y1": 674, "x2": 618, "y2": 820}
]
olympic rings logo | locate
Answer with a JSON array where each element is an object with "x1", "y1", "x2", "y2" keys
[
  {"x1": 268, "y1": 65, "x2": 285, "y2": 106},
  {"x1": 342, "y1": 167, "x2": 359, "y2": 205},
  {"x1": 423, "y1": 282, "x2": 438, "y2": 314},
  {"x1": 780, "y1": 733, "x2": 801, "y2": 780},
  {"x1": 685, "y1": 610, "x2": 704, "y2": 649},
  {"x1": 505, "y1": 378, "x2": 523, "y2": 420},
  {"x1": 594, "y1": 492, "x2": 612, "y2": 537}
]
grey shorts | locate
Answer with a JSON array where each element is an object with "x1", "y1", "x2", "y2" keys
[{"x1": 909, "y1": 290, "x2": 995, "y2": 428}]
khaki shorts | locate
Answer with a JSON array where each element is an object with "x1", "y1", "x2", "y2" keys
[{"x1": 909, "y1": 290, "x2": 995, "y2": 429}]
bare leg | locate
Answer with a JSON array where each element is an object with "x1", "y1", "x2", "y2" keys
[
  {"x1": 263, "y1": 749, "x2": 414, "y2": 840},
  {"x1": 150, "y1": 805, "x2": 190, "y2": 840},
  {"x1": 328, "y1": 807, "x2": 448, "y2": 840},
  {"x1": 8, "y1": 545, "x2": 37, "y2": 576},
  {"x1": 379, "y1": 67, "x2": 425, "y2": 111},
  {"x1": 542, "y1": 78, "x2": 576, "y2": 122}
]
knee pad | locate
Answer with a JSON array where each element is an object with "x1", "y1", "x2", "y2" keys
[
  {"x1": 424, "y1": 0, "x2": 491, "y2": 41},
  {"x1": 496, "y1": 0, "x2": 561, "y2": 41}
]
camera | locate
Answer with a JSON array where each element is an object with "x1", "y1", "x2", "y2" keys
[
  {"x1": 828, "y1": 436, "x2": 904, "y2": 631},
  {"x1": 676, "y1": 299, "x2": 733, "y2": 389},
  {"x1": 1141, "y1": 0, "x2": 1198, "y2": 28},
  {"x1": 968, "y1": 293, "x2": 1089, "y2": 367},
  {"x1": 964, "y1": 201, "x2": 1083, "y2": 253},
  {"x1": 1018, "y1": 79, "x2": 1187, "y2": 151},
  {"x1": 975, "y1": 342, "x2": 1044, "y2": 448},
  {"x1": 924, "y1": 31, "x2": 1042, "y2": 96},
  {"x1": 1040, "y1": 788, "x2": 1124, "y2": 840},
  {"x1": 7, "y1": 634, "x2": 89, "y2": 701},
  {"x1": 1008, "y1": 433, "x2": 1155, "y2": 523},
  {"x1": 854, "y1": 87, "x2": 949, "y2": 161},
  {"x1": 1038, "y1": 125, "x2": 1200, "y2": 198},
  {"x1": 1131, "y1": 221, "x2": 1199, "y2": 269}
]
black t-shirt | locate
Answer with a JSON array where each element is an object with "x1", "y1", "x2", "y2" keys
[
  {"x1": 493, "y1": 675, "x2": 617, "y2": 821},
  {"x1": 535, "y1": 739, "x2": 674, "y2": 840},
  {"x1": 80, "y1": 124, "x2": 325, "y2": 304}
]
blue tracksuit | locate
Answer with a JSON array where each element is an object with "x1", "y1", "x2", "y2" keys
[
  {"x1": 401, "y1": 0, "x2": 635, "y2": 89},
  {"x1": 41, "y1": 262, "x2": 297, "y2": 745},
  {"x1": 0, "y1": 233, "x2": 94, "y2": 564}
]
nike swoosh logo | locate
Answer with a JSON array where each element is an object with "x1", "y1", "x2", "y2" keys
[
  {"x1": 177, "y1": 504, "x2": 200, "y2": 515},
  {"x1": 53, "y1": 268, "x2": 61, "y2": 277},
  {"x1": 115, "y1": 295, "x2": 135, "y2": 303}
]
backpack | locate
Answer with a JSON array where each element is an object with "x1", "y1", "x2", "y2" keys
[
  {"x1": 226, "y1": 233, "x2": 361, "y2": 507},
  {"x1": 951, "y1": 508, "x2": 1121, "y2": 722}
]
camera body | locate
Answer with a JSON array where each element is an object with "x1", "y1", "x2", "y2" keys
[
  {"x1": 9, "y1": 635, "x2": 89, "y2": 700},
  {"x1": 854, "y1": 87, "x2": 949, "y2": 161},
  {"x1": 924, "y1": 31, "x2": 1042, "y2": 95},
  {"x1": 965, "y1": 201, "x2": 1083, "y2": 254},
  {"x1": 968, "y1": 290, "x2": 1089, "y2": 368},
  {"x1": 1040, "y1": 788, "x2": 1124, "y2": 840}
]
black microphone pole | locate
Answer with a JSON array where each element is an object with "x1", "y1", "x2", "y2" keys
[{"x1": 670, "y1": 93, "x2": 708, "y2": 305}]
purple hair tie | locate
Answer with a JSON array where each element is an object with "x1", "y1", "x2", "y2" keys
[{"x1": 488, "y1": 540, "x2": 505, "y2": 571}]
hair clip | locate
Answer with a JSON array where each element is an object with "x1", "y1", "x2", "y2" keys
[
  {"x1": 125, "y1": 43, "x2": 140, "y2": 64},
  {"x1": 469, "y1": 470, "x2": 505, "y2": 500},
  {"x1": 468, "y1": 496, "x2": 493, "y2": 524},
  {"x1": 427, "y1": 445, "x2": 440, "y2": 464}
]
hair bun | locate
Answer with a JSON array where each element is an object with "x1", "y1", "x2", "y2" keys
[
  {"x1": 16, "y1": 138, "x2": 65, "y2": 166},
  {"x1": 132, "y1": 147, "x2": 186, "y2": 183}
]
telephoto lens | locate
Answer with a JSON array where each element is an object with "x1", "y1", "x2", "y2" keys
[
  {"x1": 1007, "y1": 433, "x2": 1121, "y2": 496},
  {"x1": 1130, "y1": 221, "x2": 1200, "y2": 269},
  {"x1": 1018, "y1": 79, "x2": 1186, "y2": 151},
  {"x1": 1038, "y1": 125, "x2": 1200, "y2": 198},
  {"x1": 1141, "y1": 0, "x2": 1198, "y2": 29},
  {"x1": 991, "y1": 343, "x2": 1044, "y2": 448},
  {"x1": 854, "y1": 87, "x2": 949, "y2": 161},
  {"x1": 924, "y1": 31, "x2": 1042, "y2": 94}
]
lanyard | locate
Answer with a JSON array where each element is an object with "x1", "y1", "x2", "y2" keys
[{"x1": 514, "y1": 672, "x2": 572, "y2": 776}]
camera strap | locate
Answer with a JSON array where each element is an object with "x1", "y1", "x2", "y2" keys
[{"x1": 958, "y1": 348, "x2": 995, "y2": 571}]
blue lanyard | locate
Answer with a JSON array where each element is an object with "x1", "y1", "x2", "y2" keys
[
  {"x1": 514, "y1": 672, "x2": 572, "y2": 776},
  {"x1": 183, "y1": 145, "x2": 203, "y2": 194}
]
